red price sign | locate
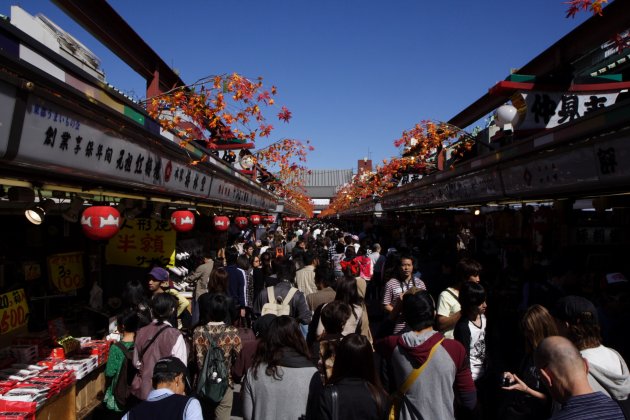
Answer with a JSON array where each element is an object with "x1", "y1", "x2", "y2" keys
[
  {"x1": 0, "y1": 289, "x2": 29, "y2": 335},
  {"x1": 48, "y1": 252, "x2": 84, "y2": 292}
]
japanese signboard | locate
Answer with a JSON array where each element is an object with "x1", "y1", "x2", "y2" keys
[
  {"x1": 14, "y1": 95, "x2": 275, "y2": 210},
  {"x1": 519, "y1": 91, "x2": 620, "y2": 130},
  {"x1": 0, "y1": 289, "x2": 29, "y2": 335},
  {"x1": 48, "y1": 252, "x2": 85, "y2": 292},
  {"x1": 105, "y1": 218, "x2": 176, "y2": 268}
]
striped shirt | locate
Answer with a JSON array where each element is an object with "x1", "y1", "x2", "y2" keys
[{"x1": 551, "y1": 392, "x2": 624, "y2": 420}]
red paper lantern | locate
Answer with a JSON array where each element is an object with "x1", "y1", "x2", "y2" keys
[
  {"x1": 213, "y1": 216, "x2": 230, "y2": 231},
  {"x1": 80, "y1": 206, "x2": 121, "y2": 240},
  {"x1": 234, "y1": 216, "x2": 248, "y2": 229},
  {"x1": 250, "y1": 214, "x2": 261, "y2": 225},
  {"x1": 170, "y1": 210, "x2": 195, "y2": 232},
  {"x1": 263, "y1": 215, "x2": 275, "y2": 224}
]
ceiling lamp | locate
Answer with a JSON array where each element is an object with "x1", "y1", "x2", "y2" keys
[
  {"x1": 62, "y1": 196, "x2": 85, "y2": 223},
  {"x1": 25, "y1": 193, "x2": 55, "y2": 225}
]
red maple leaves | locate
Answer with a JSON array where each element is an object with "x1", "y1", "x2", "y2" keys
[
  {"x1": 278, "y1": 106, "x2": 292, "y2": 123},
  {"x1": 564, "y1": 0, "x2": 607, "y2": 18}
]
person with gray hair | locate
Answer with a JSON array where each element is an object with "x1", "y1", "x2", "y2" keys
[{"x1": 534, "y1": 336, "x2": 624, "y2": 419}]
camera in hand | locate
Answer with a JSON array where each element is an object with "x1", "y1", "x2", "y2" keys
[{"x1": 502, "y1": 377, "x2": 514, "y2": 387}]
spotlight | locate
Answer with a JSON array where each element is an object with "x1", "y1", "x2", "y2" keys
[
  {"x1": 474, "y1": 209, "x2": 481, "y2": 216},
  {"x1": 62, "y1": 196, "x2": 84, "y2": 223},
  {"x1": 151, "y1": 202, "x2": 166, "y2": 220},
  {"x1": 25, "y1": 198, "x2": 54, "y2": 225}
]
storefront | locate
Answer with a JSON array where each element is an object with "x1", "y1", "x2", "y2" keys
[{"x1": 0, "y1": 5, "x2": 285, "y2": 418}]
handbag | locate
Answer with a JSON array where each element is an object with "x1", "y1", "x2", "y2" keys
[{"x1": 388, "y1": 338, "x2": 444, "y2": 420}]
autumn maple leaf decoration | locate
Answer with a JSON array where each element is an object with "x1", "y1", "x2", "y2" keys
[
  {"x1": 564, "y1": 0, "x2": 607, "y2": 18},
  {"x1": 278, "y1": 106, "x2": 292, "y2": 123}
]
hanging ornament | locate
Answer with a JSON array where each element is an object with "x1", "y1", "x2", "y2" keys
[
  {"x1": 170, "y1": 210, "x2": 195, "y2": 232},
  {"x1": 213, "y1": 215, "x2": 230, "y2": 231},
  {"x1": 234, "y1": 216, "x2": 248, "y2": 230},
  {"x1": 250, "y1": 214, "x2": 261, "y2": 225},
  {"x1": 80, "y1": 206, "x2": 121, "y2": 240},
  {"x1": 262, "y1": 215, "x2": 275, "y2": 224}
]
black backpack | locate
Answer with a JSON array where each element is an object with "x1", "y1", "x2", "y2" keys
[{"x1": 112, "y1": 342, "x2": 137, "y2": 408}]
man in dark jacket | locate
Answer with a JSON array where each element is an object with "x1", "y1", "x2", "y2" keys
[{"x1": 226, "y1": 249, "x2": 247, "y2": 319}]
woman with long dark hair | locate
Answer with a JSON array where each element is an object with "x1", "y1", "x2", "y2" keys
[
  {"x1": 319, "y1": 333, "x2": 387, "y2": 420},
  {"x1": 242, "y1": 316, "x2": 320, "y2": 420},
  {"x1": 207, "y1": 267, "x2": 229, "y2": 295},
  {"x1": 201, "y1": 267, "x2": 237, "y2": 325}
]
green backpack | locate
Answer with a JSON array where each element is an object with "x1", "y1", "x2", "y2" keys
[{"x1": 196, "y1": 330, "x2": 228, "y2": 403}]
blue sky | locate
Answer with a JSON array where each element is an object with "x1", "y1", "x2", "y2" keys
[{"x1": 7, "y1": 0, "x2": 591, "y2": 170}]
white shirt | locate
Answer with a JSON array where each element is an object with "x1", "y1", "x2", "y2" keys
[
  {"x1": 437, "y1": 288, "x2": 460, "y2": 339},
  {"x1": 468, "y1": 314, "x2": 487, "y2": 381}
]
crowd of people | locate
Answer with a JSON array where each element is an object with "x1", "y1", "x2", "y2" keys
[{"x1": 100, "y1": 221, "x2": 630, "y2": 420}]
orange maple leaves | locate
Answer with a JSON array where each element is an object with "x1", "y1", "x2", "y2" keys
[
  {"x1": 145, "y1": 73, "x2": 290, "y2": 147},
  {"x1": 143, "y1": 73, "x2": 312, "y2": 216},
  {"x1": 322, "y1": 121, "x2": 474, "y2": 217}
]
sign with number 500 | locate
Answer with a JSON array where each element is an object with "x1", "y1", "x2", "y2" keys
[{"x1": 0, "y1": 289, "x2": 29, "y2": 335}]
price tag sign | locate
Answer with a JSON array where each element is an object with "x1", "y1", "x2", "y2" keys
[
  {"x1": 0, "y1": 289, "x2": 29, "y2": 335},
  {"x1": 47, "y1": 252, "x2": 84, "y2": 292}
]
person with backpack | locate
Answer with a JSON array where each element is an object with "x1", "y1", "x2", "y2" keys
[
  {"x1": 193, "y1": 293, "x2": 242, "y2": 420},
  {"x1": 104, "y1": 310, "x2": 138, "y2": 413},
  {"x1": 252, "y1": 258, "x2": 311, "y2": 333},
  {"x1": 131, "y1": 293, "x2": 188, "y2": 400}
]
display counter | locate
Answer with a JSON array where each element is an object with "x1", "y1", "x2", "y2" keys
[{"x1": 35, "y1": 364, "x2": 105, "y2": 420}]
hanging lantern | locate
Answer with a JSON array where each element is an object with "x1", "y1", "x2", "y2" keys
[
  {"x1": 234, "y1": 216, "x2": 248, "y2": 230},
  {"x1": 170, "y1": 210, "x2": 195, "y2": 232},
  {"x1": 263, "y1": 215, "x2": 275, "y2": 224},
  {"x1": 250, "y1": 214, "x2": 261, "y2": 225},
  {"x1": 213, "y1": 215, "x2": 230, "y2": 231},
  {"x1": 80, "y1": 206, "x2": 121, "y2": 240}
]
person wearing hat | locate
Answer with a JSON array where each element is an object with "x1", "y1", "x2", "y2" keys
[
  {"x1": 148, "y1": 267, "x2": 191, "y2": 328},
  {"x1": 553, "y1": 295, "x2": 630, "y2": 402},
  {"x1": 123, "y1": 356, "x2": 202, "y2": 420}
]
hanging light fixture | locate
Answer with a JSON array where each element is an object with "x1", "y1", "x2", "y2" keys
[
  {"x1": 62, "y1": 196, "x2": 85, "y2": 223},
  {"x1": 25, "y1": 191, "x2": 55, "y2": 225}
]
